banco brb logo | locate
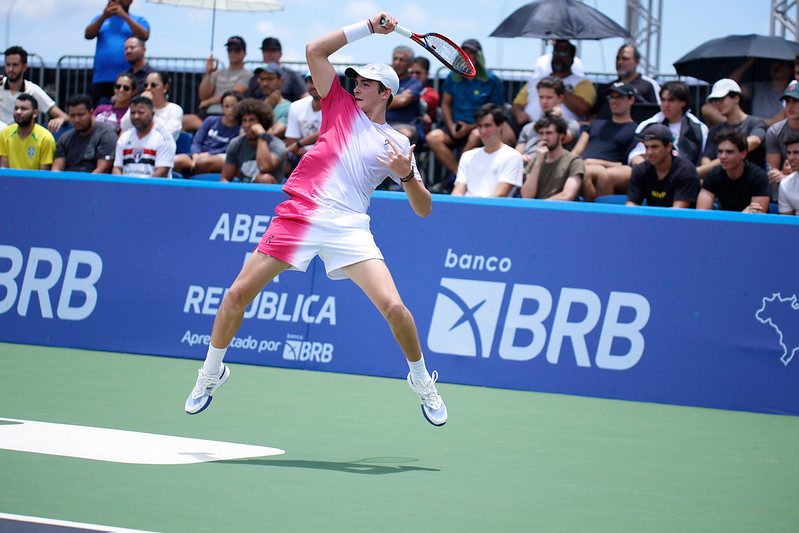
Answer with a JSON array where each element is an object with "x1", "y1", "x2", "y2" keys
[{"x1": 427, "y1": 277, "x2": 651, "y2": 370}]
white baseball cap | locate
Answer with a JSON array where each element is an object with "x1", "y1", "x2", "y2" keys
[
  {"x1": 345, "y1": 63, "x2": 399, "y2": 96},
  {"x1": 706, "y1": 78, "x2": 742, "y2": 101}
]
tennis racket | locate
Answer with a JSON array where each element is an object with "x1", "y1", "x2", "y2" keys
[{"x1": 380, "y1": 18, "x2": 476, "y2": 78}]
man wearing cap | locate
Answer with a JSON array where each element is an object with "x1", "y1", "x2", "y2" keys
[
  {"x1": 766, "y1": 80, "x2": 799, "y2": 188},
  {"x1": 510, "y1": 40, "x2": 596, "y2": 129},
  {"x1": 426, "y1": 38, "x2": 507, "y2": 182},
  {"x1": 698, "y1": 78, "x2": 767, "y2": 179},
  {"x1": 184, "y1": 36, "x2": 252, "y2": 132},
  {"x1": 573, "y1": 81, "x2": 638, "y2": 201},
  {"x1": 247, "y1": 37, "x2": 308, "y2": 103},
  {"x1": 184, "y1": 12, "x2": 448, "y2": 428},
  {"x1": 253, "y1": 63, "x2": 290, "y2": 139},
  {"x1": 625, "y1": 123, "x2": 700, "y2": 208},
  {"x1": 697, "y1": 128, "x2": 769, "y2": 213}
]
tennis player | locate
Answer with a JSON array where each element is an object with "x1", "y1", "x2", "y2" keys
[{"x1": 185, "y1": 12, "x2": 447, "y2": 426}]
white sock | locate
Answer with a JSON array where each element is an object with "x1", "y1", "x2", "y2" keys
[
  {"x1": 202, "y1": 345, "x2": 227, "y2": 375},
  {"x1": 408, "y1": 355, "x2": 431, "y2": 383}
]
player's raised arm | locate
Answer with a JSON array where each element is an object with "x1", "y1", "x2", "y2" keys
[{"x1": 305, "y1": 12, "x2": 396, "y2": 99}]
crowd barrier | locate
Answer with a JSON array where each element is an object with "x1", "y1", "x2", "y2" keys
[{"x1": 1, "y1": 170, "x2": 797, "y2": 416}]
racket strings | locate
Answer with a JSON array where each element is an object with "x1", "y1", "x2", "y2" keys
[{"x1": 424, "y1": 35, "x2": 475, "y2": 77}]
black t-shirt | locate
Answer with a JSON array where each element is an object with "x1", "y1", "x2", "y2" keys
[
  {"x1": 54, "y1": 122, "x2": 118, "y2": 172},
  {"x1": 702, "y1": 116, "x2": 767, "y2": 169},
  {"x1": 702, "y1": 161, "x2": 769, "y2": 211},
  {"x1": 627, "y1": 155, "x2": 700, "y2": 206},
  {"x1": 582, "y1": 119, "x2": 637, "y2": 162}
]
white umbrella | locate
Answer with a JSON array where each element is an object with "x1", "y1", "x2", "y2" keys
[{"x1": 146, "y1": 0, "x2": 284, "y2": 54}]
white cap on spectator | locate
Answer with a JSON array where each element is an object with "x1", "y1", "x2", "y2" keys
[{"x1": 706, "y1": 78, "x2": 742, "y2": 101}]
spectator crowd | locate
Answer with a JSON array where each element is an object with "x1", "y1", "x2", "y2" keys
[{"x1": 2, "y1": 0, "x2": 799, "y2": 215}]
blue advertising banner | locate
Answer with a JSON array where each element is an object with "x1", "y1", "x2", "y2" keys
[{"x1": 1, "y1": 170, "x2": 798, "y2": 415}]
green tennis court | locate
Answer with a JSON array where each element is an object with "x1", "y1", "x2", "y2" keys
[{"x1": 1, "y1": 342, "x2": 797, "y2": 532}]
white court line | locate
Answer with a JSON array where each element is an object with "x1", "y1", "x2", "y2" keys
[
  {"x1": 0, "y1": 417, "x2": 284, "y2": 465},
  {"x1": 0, "y1": 512, "x2": 160, "y2": 532}
]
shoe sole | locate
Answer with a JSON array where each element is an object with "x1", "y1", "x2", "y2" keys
[
  {"x1": 185, "y1": 365, "x2": 230, "y2": 415},
  {"x1": 421, "y1": 404, "x2": 447, "y2": 427}
]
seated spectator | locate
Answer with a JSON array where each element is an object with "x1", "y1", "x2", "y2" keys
[
  {"x1": 702, "y1": 59, "x2": 793, "y2": 128},
  {"x1": 123, "y1": 35, "x2": 153, "y2": 93},
  {"x1": 697, "y1": 129, "x2": 769, "y2": 212},
  {"x1": 285, "y1": 73, "x2": 322, "y2": 166},
  {"x1": 510, "y1": 40, "x2": 596, "y2": 129},
  {"x1": 572, "y1": 81, "x2": 638, "y2": 201},
  {"x1": 120, "y1": 71, "x2": 183, "y2": 140},
  {"x1": 628, "y1": 81, "x2": 709, "y2": 167},
  {"x1": 0, "y1": 94, "x2": 55, "y2": 170},
  {"x1": 594, "y1": 44, "x2": 660, "y2": 120},
  {"x1": 520, "y1": 113, "x2": 584, "y2": 201},
  {"x1": 516, "y1": 77, "x2": 581, "y2": 164},
  {"x1": 113, "y1": 95, "x2": 175, "y2": 178},
  {"x1": 451, "y1": 104, "x2": 523, "y2": 197},
  {"x1": 386, "y1": 45, "x2": 423, "y2": 141},
  {"x1": 426, "y1": 39, "x2": 506, "y2": 181},
  {"x1": 222, "y1": 98, "x2": 285, "y2": 184},
  {"x1": 410, "y1": 57, "x2": 439, "y2": 133},
  {"x1": 246, "y1": 37, "x2": 308, "y2": 102},
  {"x1": 626, "y1": 124, "x2": 700, "y2": 208},
  {"x1": 778, "y1": 132, "x2": 799, "y2": 215},
  {"x1": 174, "y1": 90, "x2": 242, "y2": 176},
  {"x1": 699, "y1": 79, "x2": 767, "y2": 178},
  {"x1": 52, "y1": 94, "x2": 117, "y2": 173},
  {"x1": 94, "y1": 71, "x2": 136, "y2": 133},
  {"x1": 1, "y1": 46, "x2": 69, "y2": 132},
  {"x1": 766, "y1": 80, "x2": 799, "y2": 190},
  {"x1": 253, "y1": 63, "x2": 290, "y2": 139}
]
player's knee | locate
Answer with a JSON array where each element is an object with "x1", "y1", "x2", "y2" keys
[{"x1": 380, "y1": 299, "x2": 408, "y2": 325}]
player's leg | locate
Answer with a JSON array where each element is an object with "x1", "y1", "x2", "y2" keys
[
  {"x1": 185, "y1": 251, "x2": 289, "y2": 414},
  {"x1": 342, "y1": 258, "x2": 447, "y2": 426}
]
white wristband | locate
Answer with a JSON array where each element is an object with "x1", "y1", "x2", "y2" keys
[{"x1": 342, "y1": 20, "x2": 372, "y2": 43}]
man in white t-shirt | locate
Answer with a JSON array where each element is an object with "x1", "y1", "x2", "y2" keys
[
  {"x1": 778, "y1": 132, "x2": 799, "y2": 215},
  {"x1": 452, "y1": 103, "x2": 523, "y2": 197},
  {"x1": 112, "y1": 95, "x2": 175, "y2": 178},
  {"x1": 285, "y1": 73, "x2": 322, "y2": 164}
]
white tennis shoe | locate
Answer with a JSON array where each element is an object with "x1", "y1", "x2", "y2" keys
[
  {"x1": 407, "y1": 371, "x2": 447, "y2": 426},
  {"x1": 185, "y1": 364, "x2": 230, "y2": 414}
]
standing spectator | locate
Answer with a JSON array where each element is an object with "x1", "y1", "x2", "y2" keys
[
  {"x1": 385, "y1": 46, "x2": 423, "y2": 141},
  {"x1": 515, "y1": 77, "x2": 581, "y2": 164},
  {"x1": 52, "y1": 94, "x2": 117, "y2": 173},
  {"x1": 121, "y1": 71, "x2": 183, "y2": 140},
  {"x1": 766, "y1": 80, "x2": 799, "y2": 189},
  {"x1": 777, "y1": 132, "x2": 799, "y2": 214},
  {"x1": 246, "y1": 37, "x2": 308, "y2": 103},
  {"x1": 409, "y1": 57, "x2": 439, "y2": 133},
  {"x1": 174, "y1": 91, "x2": 242, "y2": 176},
  {"x1": 285, "y1": 74, "x2": 322, "y2": 164},
  {"x1": 625, "y1": 124, "x2": 700, "y2": 208},
  {"x1": 253, "y1": 63, "x2": 290, "y2": 139},
  {"x1": 451, "y1": 104, "x2": 523, "y2": 197},
  {"x1": 184, "y1": 36, "x2": 252, "y2": 131},
  {"x1": 699, "y1": 79, "x2": 767, "y2": 178},
  {"x1": 425, "y1": 39, "x2": 506, "y2": 180},
  {"x1": 84, "y1": 0, "x2": 149, "y2": 106},
  {"x1": 697, "y1": 129, "x2": 769, "y2": 212},
  {"x1": 123, "y1": 35, "x2": 153, "y2": 93},
  {"x1": 0, "y1": 46, "x2": 69, "y2": 132},
  {"x1": 0, "y1": 94, "x2": 55, "y2": 170},
  {"x1": 573, "y1": 81, "x2": 638, "y2": 201},
  {"x1": 520, "y1": 113, "x2": 584, "y2": 201},
  {"x1": 222, "y1": 98, "x2": 285, "y2": 184},
  {"x1": 93, "y1": 71, "x2": 136, "y2": 133},
  {"x1": 113, "y1": 95, "x2": 175, "y2": 178},
  {"x1": 594, "y1": 44, "x2": 660, "y2": 119}
]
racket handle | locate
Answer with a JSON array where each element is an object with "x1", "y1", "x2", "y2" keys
[{"x1": 379, "y1": 16, "x2": 412, "y2": 38}]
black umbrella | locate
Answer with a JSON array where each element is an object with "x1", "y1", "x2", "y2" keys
[
  {"x1": 490, "y1": 0, "x2": 631, "y2": 40},
  {"x1": 673, "y1": 34, "x2": 799, "y2": 83}
]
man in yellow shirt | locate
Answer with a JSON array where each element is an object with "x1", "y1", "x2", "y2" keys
[{"x1": 0, "y1": 94, "x2": 55, "y2": 170}]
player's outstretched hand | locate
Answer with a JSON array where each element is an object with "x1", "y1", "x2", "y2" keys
[{"x1": 376, "y1": 137, "x2": 415, "y2": 178}]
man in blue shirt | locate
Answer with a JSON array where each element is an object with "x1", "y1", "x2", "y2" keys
[
  {"x1": 85, "y1": 0, "x2": 150, "y2": 107},
  {"x1": 385, "y1": 45, "x2": 423, "y2": 141}
]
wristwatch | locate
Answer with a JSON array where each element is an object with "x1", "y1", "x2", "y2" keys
[{"x1": 258, "y1": 133, "x2": 270, "y2": 141}]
